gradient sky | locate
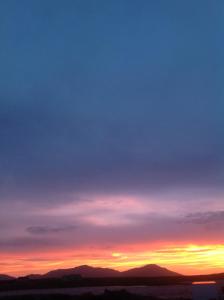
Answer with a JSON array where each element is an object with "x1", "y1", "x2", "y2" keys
[{"x1": 0, "y1": 0, "x2": 224, "y2": 276}]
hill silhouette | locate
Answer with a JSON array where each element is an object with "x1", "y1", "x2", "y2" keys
[
  {"x1": 0, "y1": 274, "x2": 15, "y2": 281},
  {"x1": 122, "y1": 264, "x2": 179, "y2": 277},
  {"x1": 44, "y1": 265, "x2": 120, "y2": 278},
  {"x1": 42, "y1": 264, "x2": 180, "y2": 279}
]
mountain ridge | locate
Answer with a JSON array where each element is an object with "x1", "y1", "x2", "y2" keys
[
  {"x1": 0, "y1": 274, "x2": 15, "y2": 281},
  {"x1": 0, "y1": 264, "x2": 180, "y2": 280},
  {"x1": 122, "y1": 264, "x2": 180, "y2": 277},
  {"x1": 44, "y1": 264, "x2": 120, "y2": 278},
  {"x1": 43, "y1": 264, "x2": 180, "y2": 279}
]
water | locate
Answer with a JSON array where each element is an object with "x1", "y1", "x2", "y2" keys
[{"x1": 0, "y1": 284, "x2": 192, "y2": 298}]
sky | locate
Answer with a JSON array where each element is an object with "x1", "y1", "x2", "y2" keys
[{"x1": 0, "y1": 0, "x2": 224, "y2": 276}]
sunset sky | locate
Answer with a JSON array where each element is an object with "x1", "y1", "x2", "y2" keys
[{"x1": 0, "y1": 0, "x2": 223, "y2": 276}]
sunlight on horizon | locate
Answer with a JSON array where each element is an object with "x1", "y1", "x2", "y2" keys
[{"x1": 2, "y1": 243, "x2": 224, "y2": 277}]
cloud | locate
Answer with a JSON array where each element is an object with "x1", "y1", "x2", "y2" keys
[
  {"x1": 185, "y1": 211, "x2": 224, "y2": 225},
  {"x1": 0, "y1": 237, "x2": 59, "y2": 250},
  {"x1": 0, "y1": 0, "x2": 223, "y2": 276},
  {"x1": 0, "y1": 0, "x2": 223, "y2": 205},
  {"x1": 26, "y1": 225, "x2": 77, "y2": 235}
]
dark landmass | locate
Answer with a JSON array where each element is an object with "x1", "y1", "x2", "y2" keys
[
  {"x1": 44, "y1": 265, "x2": 120, "y2": 279},
  {"x1": 0, "y1": 289, "x2": 189, "y2": 300},
  {"x1": 0, "y1": 275, "x2": 15, "y2": 281},
  {"x1": 122, "y1": 265, "x2": 179, "y2": 277},
  {"x1": 0, "y1": 272, "x2": 224, "y2": 293},
  {"x1": 24, "y1": 274, "x2": 43, "y2": 280},
  {"x1": 30, "y1": 264, "x2": 181, "y2": 279},
  {"x1": 0, "y1": 264, "x2": 179, "y2": 286},
  {"x1": 0, "y1": 264, "x2": 223, "y2": 295}
]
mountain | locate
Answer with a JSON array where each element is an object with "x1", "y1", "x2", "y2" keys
[
  {"x1": 122, "y1": 264, "x2": 180, "y2": 277},
  {"x1": 44, "y1": 265, "x2": 120, "y2": 278},
  {"x1": 0, "y1": 274, "x2": 15, "y2": 281},
  {"x1": 18, "y1": 274, "x2": 42, "y2": 280},
  {"x1": 26, "y1": 274, "x2": 42, "y2": 279},
  {"x1": 43, "y1": 264, "x2": 180, "y2": 279}
]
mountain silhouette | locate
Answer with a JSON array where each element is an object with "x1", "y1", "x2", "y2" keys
[
  {"x1": 122, "y1": 264, "x2": 179, "y2": 277},
  {"x1": 44, "y1": 265, "x2": 120, "y2": 278},
  {"x1": 0, "y1": 274, "x2": 15, "y2": 281},
  {"x1": 43, "y1": 264, "x2": 180, "y2": 278}
]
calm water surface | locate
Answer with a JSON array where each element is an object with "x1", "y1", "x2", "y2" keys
[{"x1": 0, "y1": 285, "x2": 192, "y2": 298}]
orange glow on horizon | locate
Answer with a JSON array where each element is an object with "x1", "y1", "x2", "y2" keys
[{"x1": 1, "y1": 243, "x2": 224, "y2": 277}]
